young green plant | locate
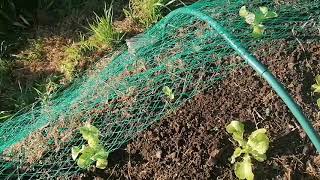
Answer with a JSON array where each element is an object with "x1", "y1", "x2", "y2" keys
[
  {"x1": 239, "y1": 6, "x2": 278, "y2": 38},
  {"x1": 162, "y1": 86, "x2": 174, "y2": 100},
  {"x1": 312, "y1": 75, "x2": 320, "y2": 108},
  {"x1": 72, "y1": 123, "x2": 109, "y2": 170},
  {"x1": 226, "y1": 120, "x2": 270, "y2": 180}
]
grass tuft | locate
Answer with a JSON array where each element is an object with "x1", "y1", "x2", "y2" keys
[
  {"x1": 16, "y1": 39, "x2": 45, "y2": 62},
  {"x1": 60, "y1": 4, "x2": 121, "y2": 81},
  {"x1": 60, "y1": 44, "x2": 84, "y2": 81},
  {"x1": 88, "y1": 4, "x2": 121, "y2": 48},
  {"x1": 124, "y1": 0, "x2": 167, "y2": 27}
]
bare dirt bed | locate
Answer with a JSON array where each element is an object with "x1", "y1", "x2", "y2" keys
[{"x1": 81, "y1": 41, "x2": 320, "y2": 179}]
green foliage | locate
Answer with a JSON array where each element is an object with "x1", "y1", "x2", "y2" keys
[
  {"x1": 239, "y1": 6, "x2": 278, "y2": 38},
  {"x1": 72, "y1": 123, "x2": 109, "y2": 170},
  {"x1": 162, "y1": 86, "x2": 174, "y2": 100},
  {"x1": 33, "y1": 77, "x2": 60, "y2": 106},
  {"x1": 88, "y1": 5, "x2": 121, "y2": 48},
  {"x1": 61, "y1": 4, "x2": 122, "y2": 81},
  {"x1": 60, "y1": 39, "x2": 93, "y2": 81},
  {"x1": 226, "y1": 120, "x2": 270, "y2": 180},
  {"x1": 312, "y1": 75, "x2": 320, "y2": 108},
  {"x1": 17, "y1": 39, "x2": 45, "y2": 62},
  {"x1": 60, "y1": 45, "x2": 82, "y2": 81},
  {"x1": 124, "y1": 0, "x2": 164, "y2": 27}
]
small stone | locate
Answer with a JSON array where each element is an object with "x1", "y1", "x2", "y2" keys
[
  {"x1": 265, "y1": 108, "x2": 270, "y2": 116},
  {"x1": 156, "y1": 150, "x2": 162, "y2": 159},
  {"x1": 303, "y1": 145, "x2": 309, "y2": 155}
]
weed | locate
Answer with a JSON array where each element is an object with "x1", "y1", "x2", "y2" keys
[
  {"x1": 60, "y1": 4, "x2": 121, "y2": 81},
  {"x1": 88, "y1": 5, "x2": 121, "y2": 48},
  {"x1": 16, "y1": 39, "x2": 45, "y2": 62},
  {"x1": 60, "y1": 45, "x2": 82, "y2": 80},
  {"x1": 60, "y1": 40, "x2": 93, "y2": 81},
  {"x1": 239, "y1": 6, "x2": 278, "y2": 38},
  {"x1": 124, "y1": 0, "x2": 165, "y2": 27},
  {"x1": 33, "y1": 77, "x2": 60, "y2": 106},
  {"x1": 226, "y1": 120, "x2": 270, "y2": 180}
]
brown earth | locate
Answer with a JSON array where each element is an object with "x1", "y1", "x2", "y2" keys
[{"x1": 82, "y1": 41, "x2": 320, "y2": 179}]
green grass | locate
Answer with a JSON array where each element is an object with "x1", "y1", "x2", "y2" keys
[
  {"x1": 0, "y1": 0, "x2": 123, "y2": 120},
  {"x1": 33, "y1": 76, "x2": 60, "y2": 106},
  {"x1": 88, "y1": 5, "x2": 121, "y2": 48},
  {"x1": 21, "y1": 39, "x2": 45, "y2": 62},
  {"x1": 61, "y1": 4, "x2": 122, "y2": 81},
  {"x1": 124, "y1": 0, "x2": 179, "y2": 27},
  {"x1": 60, "y1": 43, "x2": 85, "y2": 81}
]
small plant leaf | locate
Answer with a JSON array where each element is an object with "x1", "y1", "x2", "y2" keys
[
  {"x1": 317, "y1": 98, "x2": 320, "y2": 108},
  {"x1": 77, "y1": 146, "x2": 96, "y2": 169},
  {"x1": 235, "y1": 155, "x2": 254, "y2": 180},
  {"x1": 239, "y1": 6, "x2": 249, "y2": 17},
  {"x1": 259, "y1": 7, "x2": 268, "y2": 15},
  {"x1": 87, "y1": 137, "x2": 100, "y2": 148},
  {"x1": 79, "y1": 124, "x2": 100, "y2": 142},
  {"x1": 252, "y1": 25, "x2": 265, "y2": 38},
  {"x1": 250, "y1": 150, "x2": 267, "y2": 162},
  {"x1": 316, "y1": 75, "x2": 320, "y2": 85},
  {"x1": 312, "y1": 84, "x2": 320, "y2": 93},
  {"x1": 265, "y1": 11, "x2": 278, "y2": 19},
  {"x1": 231, "y1": 147, "x2": 243, "y2": 164},
  {"x1": 226, "y1": 121, "x2": 245, "y2": 146},
  {"x1": 71, "y1": 146, "x2": 82, "y2": 160},
  {"x1": 96, "y1": 158, "x2": 108, "y2": 169},
  {"x1": 92, "y1": 147, "x2": 109, "y2": 169},
  {"x1": 247, "y1": 128, "x2": 269, "y2": 155},
  {"x1": 91, "y1": 147, "x2": 109, "y2": 161},
  {"x1": 162, "y1": 86, "x2": 174, "y2": 100},
  {"x1": 312, "y1": 75, "x2": 320, "y2": 93},
  {"x1": 245, "y1": 13, "x2": 255, "y2": 25}
]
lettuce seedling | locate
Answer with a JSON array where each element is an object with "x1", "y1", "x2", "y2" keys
[
  {"x1": 312, "y1": 75, "x2": 320, "y2": 108},
  {"x1": 162, "y1": 86, "x2": 174, "y2": 100},
  {"x1": 72, "y1": 123, "x2": 109, "y2": 170},
  {"x1": 239, "y1": 6, "x2": 278, "y2": 38},
  {"x1": 226, "y1": 121, "x2": 269, "y2": 180}
]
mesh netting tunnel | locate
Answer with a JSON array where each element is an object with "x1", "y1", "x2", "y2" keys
[{"x1": 1, "y1": 0, "x2": 320, "y2": 179}]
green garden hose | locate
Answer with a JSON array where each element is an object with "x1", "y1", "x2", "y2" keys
[{"x1": 162, "y1": 7, "x2": 320, "y2": 152}]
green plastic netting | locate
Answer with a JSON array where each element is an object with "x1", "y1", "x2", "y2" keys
[{"x1": 1, "y1": 0, "x2": 320, "y2": 178}]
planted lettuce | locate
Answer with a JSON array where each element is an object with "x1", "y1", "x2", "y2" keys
[
  {"x1": 226, "y1": 120, "x2": 270, "y2": 180},
  {"x1": 72, "y1": 123, "x2": 109, "y2": 170},
  {"x1": 163, "y1": 86, "x2": 174, "y2": 100},
  {"x1": 239, "y1": 6, "x2": 278, "y2": 38}
]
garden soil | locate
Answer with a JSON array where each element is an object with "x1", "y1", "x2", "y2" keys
[{"x1": 80, "y1": 40, "x2": 320, "y2": 180}]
